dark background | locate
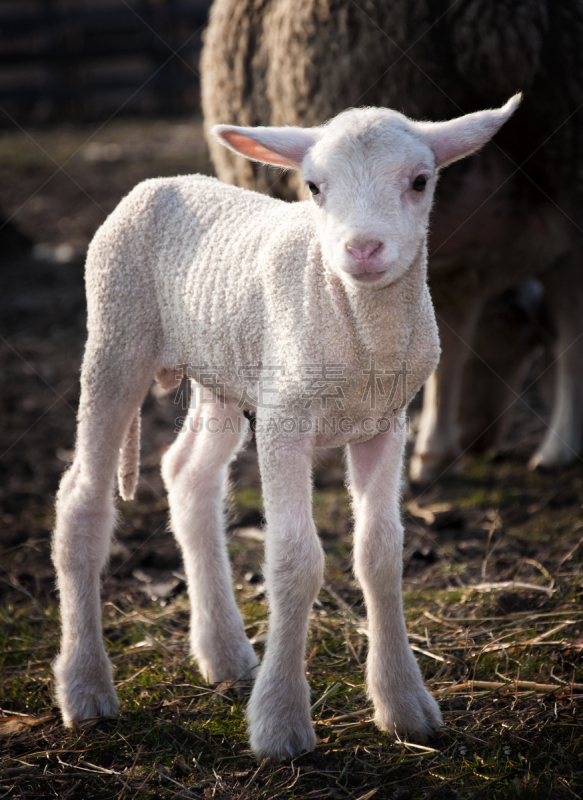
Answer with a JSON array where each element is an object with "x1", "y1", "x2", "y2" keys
[{"x1": 0, "y1": 0, "x2": 212, "y2": 128}]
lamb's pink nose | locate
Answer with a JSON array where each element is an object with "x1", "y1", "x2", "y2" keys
[{"x1": 346, "y1": 241, "x2": 382, "y2": 263}]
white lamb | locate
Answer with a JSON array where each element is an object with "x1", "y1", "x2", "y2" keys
[{"x1": 52, "y1": 96, "x2": 519, "y2": 761}]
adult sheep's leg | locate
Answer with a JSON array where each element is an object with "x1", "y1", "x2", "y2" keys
[
  {"x1": 458, "y1": 281, "x2": 549, "y2": 454},
  {"x1": 410, "y1": 298, "x2": 482, "y2": 485},
  {"x1": 161, "y1": 395, "x2": 257, "y2": 683},
  {"x1": 247, "y1": 425, "x2": 324, "y2": 761},
  {"x1": 348, "y1": 420, "x2": 442, "y2": 741},
  {"x1": 529, "y1": 256, "x2": 583, "y2": 468},
  {"x1": 53, "y1": 345, "x2": 154, "y2": 726}
]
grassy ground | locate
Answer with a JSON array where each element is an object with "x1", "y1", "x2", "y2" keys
[
  {"x1": 1, "y1": 118, "x2": 582, "y2": 799},
  {"x1": 1, "y1": 461, "x2": 582, "y2": 799}
]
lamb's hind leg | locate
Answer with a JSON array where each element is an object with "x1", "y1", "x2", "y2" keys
[
  {"x1": 53, "y1": 348, "x2": 154, "y2": 726},
  {"x1": 161, "y1": 394, "x2": 257, "y2": 683},
  {"x1": 348, "y1": 419, "x2": 442, "y2": 742}
]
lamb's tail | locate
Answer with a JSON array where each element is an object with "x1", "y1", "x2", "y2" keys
[{"x1": 118, "y1": 409, "x2": 141, "y2": 501}]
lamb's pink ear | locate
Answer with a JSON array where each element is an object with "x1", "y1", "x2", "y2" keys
[
  {"x1": 418, "y1": 94, "x2": 522, "y2": 169},
  {"x1": 211, "y1": 124, "x2": 317, "y2": 169}
]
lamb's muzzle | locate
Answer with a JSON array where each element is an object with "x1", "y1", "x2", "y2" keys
[{"x1": 52, "y1": 97, "x2": 519, "y2": 761}]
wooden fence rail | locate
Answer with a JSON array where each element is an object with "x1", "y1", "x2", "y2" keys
[{"x1": 0, "y1": 0, "x2": 212, "y2": 126}]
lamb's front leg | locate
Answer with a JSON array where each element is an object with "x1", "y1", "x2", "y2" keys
[
  {"x1": 247, "y1": 428, "x2": 324, "y2": 761},
  {"x1": 347, "y1": 420, "x2": 442, "y2": 742}
]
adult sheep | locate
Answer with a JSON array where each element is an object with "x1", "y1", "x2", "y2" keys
[
  {"x1": 201, "y1": 0, "x2": 583, "y2": 481},
  {"x1": 52, "y1": 99, "x2": 518, "y2": 761}
]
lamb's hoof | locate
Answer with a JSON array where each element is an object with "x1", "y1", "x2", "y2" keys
[
  {"x1": 248, "y1": 712, "x2": 316, "y2": 763},
  {"x1": 54, "y1": 651, "x2": 120, "y2": 727},
  {"x1": 246, "y1": 672, "x2": 316, "y2": 761},
  {"x1": 196, "y1": 637, "x2": 258, "y2": 685},
  {"x1": 372, "y1": 682, "x2": 443, "y2": 743}
]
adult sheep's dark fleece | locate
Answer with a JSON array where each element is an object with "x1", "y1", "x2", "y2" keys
[
  {"x1": 201, "y1": 0, "x2": 583, "y2": 474},
  {"x1": 202, "y1": 0, "x2": 582, "y2": 205}
]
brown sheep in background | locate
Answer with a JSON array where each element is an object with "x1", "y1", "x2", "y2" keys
[{"x1": 200, "y1": 0, "x2": 583, "y2": 482}]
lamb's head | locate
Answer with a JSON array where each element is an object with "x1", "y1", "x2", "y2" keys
[{"x1": 212, "y1": 95, "x2": 520, "y2": 289}]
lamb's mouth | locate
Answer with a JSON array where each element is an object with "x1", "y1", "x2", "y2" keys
[{"x1": 351, "y1": 271, "x2": 387, "y2": 283}]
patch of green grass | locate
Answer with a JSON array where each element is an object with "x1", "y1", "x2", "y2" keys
[
  {"x1": 458, "y1": 487, "x2": 516, "y2": 509},
  {"x1": 233, "y1": 486, "x2": 263, "y2": 512}
]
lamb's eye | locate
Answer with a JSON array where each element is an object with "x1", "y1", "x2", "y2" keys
[
  {"x1": 412, "y1": 175, "x2": 428, "y2": 192},
  {"x1": 307, "y1": 181, "x2": 320, "y2": 196}
]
